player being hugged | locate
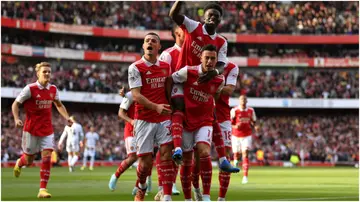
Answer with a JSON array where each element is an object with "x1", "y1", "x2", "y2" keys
[
  {"x1": 128, "y1": 32, "x2": 174, "y2": 201},
  {"x1": 168, "y1": 44, "x2": 224, "y2": 201},
  {"x1": 58, "y1": 116, "x2": 84, "y2": 172},
  {"x1": 231, "y1": 95, "x2": 258, "y2": 184},
  {"x1": 169, "y1": 1, "x2": 238, "y2": 175},
  {"x1": 12, "y1": 62, "x2": 70, "y2": 198}
]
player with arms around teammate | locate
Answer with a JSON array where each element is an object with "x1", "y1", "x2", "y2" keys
[
  {"x1": 231, "y1": 95, "x2": 258, "y2": 184},
  {"x1": 128, "y1": 32, "x2": 174, "y2": 201},
  {"x1": 12, "y1": 62, "x2": 70, "y2": 198},
  {"x1": 58, "y1": 116, "x2": 84, "y2": 172},
  {"x1": 169, "y1": 44, "x2": 224, "y2": 201},
  {"x1": 169, "y1": 1, "x2": 237, "y2": 173},
  {"x1": 81, "y1": 125, "x2": 99, "y2": 171}
]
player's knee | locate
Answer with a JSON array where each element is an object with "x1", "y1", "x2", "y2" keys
[
  {"x1": 128, "y1": 153, "x2": 138, "y2": 163},
  {"x1": 24, "y1": 155, "x2": 34, "y2": 166},
  {"x1": 159, "y1": 144, "x2": 173, "y2": 161},
  {"x1": 41, "y1": 149, "x2": 52, "y2": 158},
  {"x1": 172, "y1": 97, "x2": 185, "y2": 111},
  {"x1": 242, "y1": 150, "x2": 249, "y2": 157},
  {"x1": 196, "y1": 143, "x2": 211, "y2": 157}
]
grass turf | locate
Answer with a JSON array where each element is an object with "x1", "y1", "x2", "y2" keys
[{"x1": 1, "y1": 166, "x2": 358, "y2": 201}]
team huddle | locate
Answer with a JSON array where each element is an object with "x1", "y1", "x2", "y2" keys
[{"x1": 11, "y1": 1, "x2": 257, "y2": 201}]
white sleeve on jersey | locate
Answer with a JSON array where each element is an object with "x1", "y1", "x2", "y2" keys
[
  {"x1": 159, "y1": 51, "x2": 172, "y2": 66},
  {"x1": 59, "y1": 126, "x2": 69, "y2": 145},
  {"x1": 252, "y1": 108, "x2": 257, "y2": 122},
  {"x1": 120, "y1": 92, "x2": 134, "y2": 110},
  {"x1": 230, "y1": 108, "x2": 236, "y2": 120},
  {"x1": 182, "y1": 16, "x2": 200, "y2": 33},
  {"x1": 15, "y1": 85, "x2": 31, "y2": 104},
  {"x1": 54, "y1": 85, "x2": 59, "y2": 100},
  {"x1": 172, "y1": 67, "x2": 188, "y2": 83},
  {"x1": 78, "y1": 124, "x2": 84, "y2": 141},
  {"x1": 226, "y1": 65, "x2": 239, "y2": 86},
  {"x1": 128, "y1": 64, "x2": 142, "y2": 89},
  {"x1": 218, "y1": 41, "x2": 228, "y2": 64}
]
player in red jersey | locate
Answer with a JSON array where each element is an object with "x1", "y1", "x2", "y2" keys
[
  {"x1": 154, "y1": 24, "x2": 185, "y2": 200},
  {"x1": 192, "y1": 60, "x2": 239, "y2": 201},
  {"x1": 168, "y1": 44, "x2": 224, "y2": 201},
  {"x1": 128, "y1": 32, "x2": 174, "y2": 201},
  {"x1": 231, "y1": 95, "x2": 258, "y2": 185},
  {"x1": 169, "y1": 1, "x2": 238, "y2": 174},
  {"x1": 12, "y1": 62, "x2": 70, "y2": 198}
]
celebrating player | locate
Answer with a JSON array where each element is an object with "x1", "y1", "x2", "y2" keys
[
  {"x1": 12, "y1": 62, "x2": 70, "y2": 198},
  {"x1": 58, "y1": 116, "x2": 84, "y2": 172},
  {"x1": 231, "y1": 95, "x2": 258, "y2": 184},
  {"x1": 169, "y1": 1, "x2": 238, "y2": 173},
  {"x1": 169, "y1": 44, "x2": 224, "y2": 201},
  {"x1": 128, "y1": 32, "x2": 174, "y2": 201},
  {"x1": 81, "y1": 125, "x2": 99, "y2": 171}
]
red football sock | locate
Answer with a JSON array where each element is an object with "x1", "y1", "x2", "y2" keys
[
  {"x1": 159, "y1": 160, "x2": 174, "y2": 195},
  {"x1": 171, "y1": 111, "x2": 184, "y2": 148},
  {"x1": 243, "y1": 157, "x2": 249, "y2": 177},
  {"x1": 156, "y1": 152, "x2": 162, "y2": 187},
  {"x1": 173, "y1": 161, "x2": 179, "y2": 183},
  {"x1": 212, "y1": 121, "x2": 226, "y2": 158},
  {"x1": 40, "y1": 155, "x2": 51, "y2": 189},
  {"x1": 199, "y1": 155, "x2": 212, "y2": 195},
  {"x1": 115, "y1": 159, "x2": 131, "y2": 178},
  {"x1": 180, "y1": 154, "x2": 193, "y2": 199},
  {"x1": 17, "y1": 154, "x2": 28, "y2": 167},
  {"x1": 136, "y1": 164, "x2": 149, "y2": 188},
  {"x1": 219, "y1": 171, "x2": 231, "y2": 198},
  {"x1": 191, "y1": 158, "x2": 200, "y2": 189}
]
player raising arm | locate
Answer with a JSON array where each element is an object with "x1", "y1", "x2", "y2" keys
[{"x1": 12, "y1": 62, "x2": 70, "y2": 198}]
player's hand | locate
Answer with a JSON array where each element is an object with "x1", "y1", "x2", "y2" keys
[
  {"x1": 130, "y1": 119, "x2": 135, "y2": 126},
  {"x1": 198, "y1": 69, "x2": 218, "y2": 83},
  {"x1": 155, "y1": 104, "x2": 172, "y2": 115},
  {"x1": 119, "y1": 87, "x2": 125, "y2": 97},
  {"x1": 80, "y1": 141, "x2": 84, "y2": 148},
  {"x1": 14, "y1": 119, "x2": 23, "y2": 128}
]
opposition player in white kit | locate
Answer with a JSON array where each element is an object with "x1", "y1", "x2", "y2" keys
[
  {"x1": 81, "y1": 126, "x2": 99, "y2": 171},
  {"x1": 58, "y1": 116, "x2": 84, "y2": 172}
]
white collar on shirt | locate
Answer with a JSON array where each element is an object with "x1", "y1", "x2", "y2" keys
[
  {"x1": 174, "y1": 43, "x2": 181, "y2": 51},
  {"x1": 239, "y1": 106, "x2": 248, "y2": 111},
  {"x1": 202, "y1": 25, "x2": 217, "y2": 40},
  {"x1": 36, "y1": 81, "x2": 51, "y2": 90},
  {"x1": 197, "y1": 64, "x2": 206, "y2": 76},
  {"x1": 141, "y1": 56, "x2": 160, "y2": 67}
]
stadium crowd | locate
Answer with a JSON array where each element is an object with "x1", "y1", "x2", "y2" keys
[
  {"x1": 2, "y1": 109, "x2": 358, "y2": 163},
  {"x1": 2, "y1": 62, "x2": 358, "y2": 98},
  {"x1": 1, "y1": 1, "x2": 358, "y2": 34}
]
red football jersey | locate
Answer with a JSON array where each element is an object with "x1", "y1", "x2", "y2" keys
[
  {"x1": 231, "y1": 107, "x2": 257, "y2": 138},
  {"x1": 159, "y1": 43, "x2": 181, "y2": 74},
  {"x1": 176, "y1": 16, "x2": 227, "y2": 71},
  {"x1": 16, "y1": 81, "x2": 58, "y2": 137},
  {"x1": 172, "y1": 65, "x2": 224, "y2": 131},
  {"x1": 128, "y1": 57, "x2": 171, "y2": 123},
  {"x1": 216, "y1": 62, "x2": 239, "y2": 123}
]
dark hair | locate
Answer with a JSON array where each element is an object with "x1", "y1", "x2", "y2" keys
[
  {"x1": 171, "y1": 24, "x2": 179, "y2": 40},
  {"x1": 145, "y1": 32, "x2": 161, "y2": 41},
  {"x1": 201, "y1": 44, "x2": 217, "y2": 53},
  {"x1": 204, "y1": 3, "x2": 223, "y2": 16}
]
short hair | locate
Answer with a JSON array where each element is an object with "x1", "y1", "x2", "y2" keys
[
  {"x1": 35, "y1": 62, "x2": 51, "y2": 72},
  {"x1": 171, "y1": 24, "x2": 179, "y2": 40},
  {"x1": 201, "y1": 44, "x2": 217, "y2": 53},
  {"x1": 145, "y1": 32, "x2": 161, "y2": 42},
  {"x1": 204, "y1": 3, "x2": 223, "y2": 16},
  {"x1": 69, "y1": 116, "x2": 76, "y2": 122}
]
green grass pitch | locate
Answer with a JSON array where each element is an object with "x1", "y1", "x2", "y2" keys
[{"x1": 1, "y1": 166, "x2": 359, "y2": 201}]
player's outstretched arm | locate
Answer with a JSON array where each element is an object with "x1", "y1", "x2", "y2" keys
[
  {"x1": 169, "y1": 1, "x2": 185, "y2": 26},
  {"x1": 53, "y1": 99, "x2": 70, "y2": 121},
  {"x1": 11, "y1": 101, "x2": 23, "y2": 128},
  {"x1": 131, "y1": 87, "x2": 172, "y2": 115}
]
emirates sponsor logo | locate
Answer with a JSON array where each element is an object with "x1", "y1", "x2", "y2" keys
[{"x1": 190, "y1": 87, "x2": 210, "y2": 102}]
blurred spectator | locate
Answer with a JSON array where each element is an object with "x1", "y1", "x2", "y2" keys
[{"x1": 1, "y1": 1, "x2": 358, "y2": 34}]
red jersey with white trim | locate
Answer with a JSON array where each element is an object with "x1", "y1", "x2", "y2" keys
[
  {"x1": 216, "y1": 62, "x2": 239, "y2": 123},
  {"x1": 119, "y1": 92, "x2": 135, "y2": 139},
  {"x1": 231, "y1": 107, "x2": 257, "y2": 138},
  {"x1": 159, "y1": 43, "x2": 181, "y2": 73},
  {"x1": 172, "y1": 65, "x2": 224, "y2": 131},
  {"x1": 128, "y1": 57, "x2": 171, "y2": 123},
  {"x1": 15, "y1": 81, "x2": 59, "y2": 137},
  {"x1": 176, "y1": 16, "x2": 228, "y2": 71}
]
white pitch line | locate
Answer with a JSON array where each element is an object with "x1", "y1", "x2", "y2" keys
[{"x1": 259, "y1": 196, "x2": 359, "y2": 201}]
